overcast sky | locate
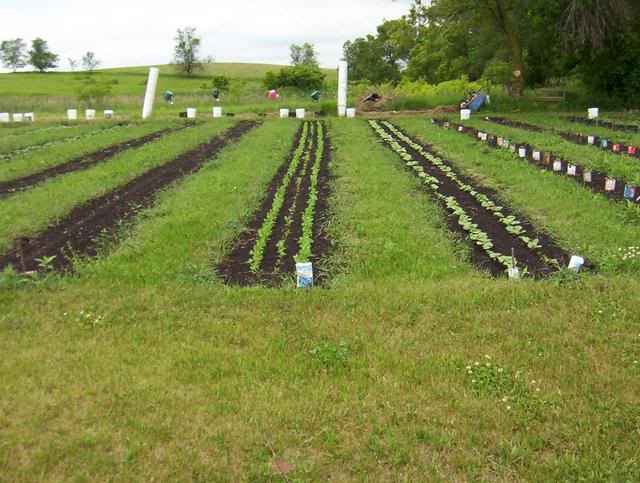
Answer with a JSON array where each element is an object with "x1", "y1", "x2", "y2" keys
[{"x1": 0, "y1": 0, "x2": 412, "y2": 72}]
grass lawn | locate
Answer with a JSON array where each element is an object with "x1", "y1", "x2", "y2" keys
[{"x1": 0, "y1": 116, "x2": 639, "y2": 480}]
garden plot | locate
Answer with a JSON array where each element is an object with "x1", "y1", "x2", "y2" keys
[
  {"x1": 0, "y1": 121, "x2": 257, "y2": 273},
  {"x1": 0, "y1": 121, "x2": 132, "y2": 161},
  {"x1": 217, "y1": 120, "x2": 332, "y2": 286},
  {"x1": 370, "y1": 120, "x2": 570, "y2": 278},
  {"x1": 432, "y1": 118, "x2": 640, "y2": 204},
  {"x1": 485, "y1": 116, "x2": 640, "y2": 160},
  {"x1": 0, "y1": 122, "x2": 193, "y2": 198},
  {"x1": 568, "y1": 115, "x2": 639, "y2": 133}
]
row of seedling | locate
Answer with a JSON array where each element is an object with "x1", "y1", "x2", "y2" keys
[
  {"x1": 432, "y1": 118, "x2": 640, "y2": 205},
  {"x1": 370, "y1": 120, "x2": 577, "y2": 278},
  {"x1": 217, "y1": 120, "x2": 332, "y2": 287}
]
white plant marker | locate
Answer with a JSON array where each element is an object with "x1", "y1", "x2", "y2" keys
[
  {"x1": 508, "y1": 248, "x2": 520, "y2": 281},
  {"x1": 568, "y1": 255, "x2": 585, "y2": 272},
  {"x1": 67, "y1": 109, "x2": 78, "y2": 120},
  {"x1": 460, "y1": 109, "x2": 471, "y2": 120},
  {"x1": 518, "y1": 147, "x2": 527, "y2": 158},
  {"x1": 605, "y1": 178, "x2": 616, "y2": 191},
  {"x1": 24, "y1": 112, "x2": 34, "y2": 121},
  {"x1": 0, "y1": 113, "x2": 9, "y2": 123},
  {"x1": 296, "y1": 108, "x2": 306, "y2": 119},
  {"x1": 104, "y1": 110, "x2": 114, "y2": 119},
  {"x1": 187, "y1": 108, "x2": 197, "y2": 119},
  {"x1": 12, "y1": 113, "x2": 23, "y2": 122},
  {"x1": 587, "y1": 136, "x2": 595, "y2": 145},
  {"x1": 567, "y1": 165, "x2": 577, "y2": 176},
  {"x1": 533, "y1": 151, "x2": 541, "y2": 161},
  {"x1": 583, "y1": 171, "x2": 592, "y2": 183},
  {"x1": 346, "y1": 108, "x2": 356, "y2": 118},
  {"x1": 588, "y1": 108, "x2": 599, "y2": 119},
  {"x1": 279, "y1": 108, "x2": 290, "y2": 118},
  {"x1": 337, "y1": 59, "x2": 348, "y2": 117},
  {"x1": 458, "y1": 126, "x2": 464, "y2": 132},
  {"x1": 85, "y1": 109, "x2": 96, "y2": 120},
  {"x1": 142, "y1": 67, "x2": 160, "y2": 119},
  {"x1": 213, "y1": 106, "x2": 222, "y2": 118},
  {"x1": 553, "y1": 160, "x2": 562, "y2": 171}
]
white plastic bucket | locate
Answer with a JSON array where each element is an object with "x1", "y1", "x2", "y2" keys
[
  {"x1": 85, "y1": 109, "x2": 96, "y2": 120},
  {"x1": 460, "y1": 109, "x2": 471, "y2": 120},
  {"x1": 187, "y1": 108, "x2": 197, "y2": 119},
  {"x1": 588, "y1": 108, "x2": 599, "y2": 119},
  {"x1": 568, "y1": 255, "x2": 585, "y2": 272},
  {"x1": 0, "y1": 113, "x2": 9, "y2": 123},
  {"x1": 104, "y1": 110, "x2": 114, "y2": 119},
  {"x1": 24, "y1": 112, "x2": 34, "y2": 121},
  {"x1": 296, "y1": 262, "x2": 313, "y2": 288},
  {"x1": 296, "y1": 108, "x2": 305, "y2": 119},
  {"x1": 213, "y1": 107, "x2": 222, "y2": 118},
  {"x1": 346, "y1": 108, "x2": 356, "y2": 118},
  {"x1": 12, "y1": 113, "x2": 23, "y2": 122},
  {"x1": 279, "y1": 109, "x2": 289, "y2": 119},
  {"x1": 67, "y1": 109, "x2": 77, "y2": 120}
]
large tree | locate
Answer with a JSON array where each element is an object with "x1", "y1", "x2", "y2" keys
[
  {"x1": 29, "y1": 38, "x2": 59, "y2": 72},
  {"x1": 0, "y1": 38, "x2": 27, "y2": 72},
  {"x1": 173, "y1": 27, "x2": 203, "y2": 77}
]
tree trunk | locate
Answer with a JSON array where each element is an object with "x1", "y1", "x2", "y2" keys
[{"x1": 505, "y1": 29, "x2": 525, "y2": 97}]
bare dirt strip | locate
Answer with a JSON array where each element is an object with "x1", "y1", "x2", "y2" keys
[
  {"x1": 375, "y1": 121, "x2": 571, "y2": 278},
  {"x1": 217, "y1": 120, "x2": 333, "y2": 286},
  {"x1": 0, "y1": 121, "x2": 258, "y2": 273},
  {"x1": 0, "y1": 123, "x2": 194, "y2": 198}
]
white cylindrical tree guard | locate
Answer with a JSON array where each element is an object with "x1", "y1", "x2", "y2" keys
[
  {"x1": 337, "y1": 60, "x2": 348, "y2": 117},
  {"x1": 142, "y1": 67, "x2": 160, "y2": 119}
]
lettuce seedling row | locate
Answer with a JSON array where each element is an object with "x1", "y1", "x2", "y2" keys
[
  {"x1": 0, "y1": 122, "x2": 195, "y2": 198},
  {"x1": 0, "y1": 121, "x2": 258, "y2": 274},
  {"x1": 432, "y1": 118, "x2": 640, "y2": 204},
  {"x1": 484, "y1": 117, "x2": 640, "y2": 160},
  {"x1": 217, "y1": 120, "x2": 332, "y2": 286},
  {"x1": 370, "y1": 120, "x2": 570, "y2": 278}
]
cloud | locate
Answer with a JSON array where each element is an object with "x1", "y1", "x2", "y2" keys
[{"x1": 0, "y1": 0, "x2": 411, "y2": 71}]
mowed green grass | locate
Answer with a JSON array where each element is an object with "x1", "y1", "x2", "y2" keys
[{"x1": 1, "y1": 117, "x2": 640, "y2": 480}]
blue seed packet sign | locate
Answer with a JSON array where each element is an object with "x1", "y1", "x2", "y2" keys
[
  {"x1": 601, "y1": 139, "x2": 608, "y2": 149},
  {"x1": 624, "y1": 184, "x2": 635, "y2": 199},
  {"x1": 296, "y1": 262, "x2": 314, "y2": 288}
]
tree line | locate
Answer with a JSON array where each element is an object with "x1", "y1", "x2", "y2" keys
[
  {"x1": 344, "y1": 0, "x2": 640, "y2": 104},
  {"x1": 0, "y1": 37, "x2": 102, "y2": 73}
]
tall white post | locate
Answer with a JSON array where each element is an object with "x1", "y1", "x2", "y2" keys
[
  {"x1": 142, "y1": 67, "x2": 159, "y2": 119},
  {"x1": 338, "y1": 59, "x2": 348, "y2": 117}
]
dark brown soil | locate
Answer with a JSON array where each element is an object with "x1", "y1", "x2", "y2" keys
[
  {"x1": 217, "y1": 121, "x2": 333, "y2": 286},
  {"x1": 0, "y1": 123, "x2": 193, "y2": 198},
  {"x1": 376, "y1": 121, "x2": 571, "y2": 278},
  {"x1": 433, "y1": 118, "x2": 639, "y2": 204},
  {"x1": 567, "y1": 116, "x2": 639, "y2": 133},
  {"x1": 0, "y1": 121, "x2": 258, "y2": 273}
]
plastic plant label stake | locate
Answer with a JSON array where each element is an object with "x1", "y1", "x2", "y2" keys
[
  {"x1": 587, "y1": 136, "x2": 595, "y2": 145},
  {"x1": 624, "y1": 185, "x2": 635, "y2": 199},
  {"x1": 458, "y1": 126, "x2": 464, "y2": 132},
  {"x1": 605, "y1": 179, "x2": 616, "y2": 191},
  {"x1": 567, "y1": 165, "x2": 577, "y2": 176},
  {"x1": 583, "y1": 171, "x2": 592, "y2": 183},
  {"x1": 519, "y1": 148, "x2": 527, "y2": 158},
  {"x1": 533, "y1": 151, "x2": 541, "y2": 161},
  {"x1": 629, "y1": 146, "x2": 637, "y2": 155},
  {"x1": 568, "y1": 255, "x2": 585, "y2": 272},
  {"x1": 296, "y1": 109, "x2": 305, "y2": 119},
  {"x1": 613, "y1": 144, "x2": 621, "y2": 153},
  {"x1": 279, "y1": 109, "x2": 289, "y2": 118},
  {"x1": 601, "y1": 139, "x2": 608, "y2": 149},
  {"x1": 588, "y1": 108, "x2": 599, "y2": 119},
  {"x1": 85, "y1": 109, "x2": 96, "y2": 120},
  {"x1": 553, "y1": 161, "x2": 562, "y2": 171},
  {"x1": 510, "y1": 145, "x2": 517, "y2": 153},
  {"x1": 497, "y1": 138, "x2": 503, "y2": 146},
  {"x1": 67, "y1": 109, "x2": 77, "y2": 120},
  {"x1": 444, "y1": 121, "x2": 450, "y2": 128},
  {"x1": 296, "y1": 262, "x2": 314, "y2": 288},
  {"x1": 213, "y1": 107, "x2": 222, "y2": 118}
]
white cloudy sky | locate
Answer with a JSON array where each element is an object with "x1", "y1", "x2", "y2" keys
[{"x1": 0, "y1": 0, "x2": 412, "y2": 71}]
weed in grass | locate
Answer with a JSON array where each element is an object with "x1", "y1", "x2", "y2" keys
[{"x1": 308, "y1": 341, "x2": 350, "y2": 369}]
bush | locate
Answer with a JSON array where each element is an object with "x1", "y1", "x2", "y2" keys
[
  {"x1": 211, "y1": 75, "x2": 230, "y2": 92},
  {"x1": 74, "y1": 74, "x2": 119, "y2": 105},
  {"x1": 263, "y1": 64, "x2": 326, "y2": 91}
]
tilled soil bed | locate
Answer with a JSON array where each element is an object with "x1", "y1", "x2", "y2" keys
[
  {"x1": 0, "y1": 122, "x2": 194, "y2": 198},
  {"x1": 217, "y1": 120, "x2": 333, "y2": 286},
  {"x1": 0, "y1": 121, "x2": 258, "y2": 273},
  {"x1": 371, "y1": 120, "x2": 571, "y2": 278}
]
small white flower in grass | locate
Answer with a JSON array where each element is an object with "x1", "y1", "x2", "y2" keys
[
  {"x1": 536, "y1": 388, "x2": 541, "y2": 392},
  {"x1": 506, "y1": 406, "x2": 511, "y2": 411},
  {"x1": 497, "y1": 368, "x2": 503, "y2": 373},
  {"x1": 502, "y1": 396, "x2": 508, "y2": 402},
  {"x1": 485, "y1": 363, "x2": 491, "y2": 367},
  {"x1": 485, "y1": 354, "x2": 491, "y2": 359},
  {"x1": 475, "y1": 362, "x2": 480, "y2": 366},
  {"x1": 468, "y1": 370, "x2": 473, "y2": 374},
  {"x1": 466, "y1": 366, "x2": 472, "y2": 370},
  {"x1": 472, "y1": 379, "x2": 477, "y2": 384}
]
